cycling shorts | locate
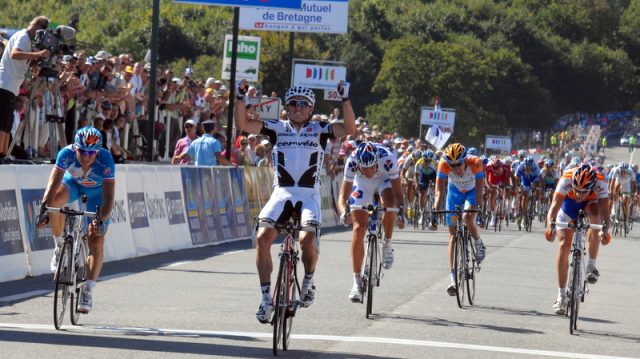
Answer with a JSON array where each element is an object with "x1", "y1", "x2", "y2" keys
[
  {"x1": 557, "y1": 198, "x2": 598, "y2": 224},
  {"x1": 348, "y1": 175, "x2": 393, "y2": 207},
  {"x1": 418, "y1": 172, "x2": 436, "y2": 191},
  {"x1": 61, "y1": 177, "x2": 110, "y2": 232},
  {"x1": 258, "y1": 187, "x2": 321, "y2": 231},
  {"x1": 445, "y1": 186, "x2": 477, "y2": 226}
]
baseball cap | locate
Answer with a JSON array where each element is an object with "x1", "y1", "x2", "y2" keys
[
  {"x1": 184, "y1": 119, "x2": 196, "y2": 127},
  {"x1": 172, "y1": 77, "x2": 183, "y2": 86},
  {"x1": 205, "y1": 77, "x2": 216, "y2": 88},
  {"x1": 95, "y1": 50, "x2": 112, "y2": 60},
  {"x1": 261, "y1": 139, "x2": 270, "y2": 146},
  {"x1": 85, "y1": 56, "x2": 96, "y2": 65},
  {"x1": 202, "y1": 119, "x2": 215, "y2": 125},
  {"x1": 124, "y1": 65, "x2": 134, "y2": 74}
]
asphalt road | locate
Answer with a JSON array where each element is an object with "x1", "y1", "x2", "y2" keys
[{"x1": 1, "y1": 146, "x2": 639, "y2": 359}]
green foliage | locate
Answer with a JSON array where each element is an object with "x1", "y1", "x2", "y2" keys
[{"x1": 1, "y1": 0, "x2": 640, "y2": 141}]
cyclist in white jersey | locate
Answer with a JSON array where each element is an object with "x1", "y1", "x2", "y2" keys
[
  {"x1": 337, "y1": 141, "x2": 405, "y2": 302},
  {"x1": 609, "y1": 162, "x2": 636, "y2": 222},
  {"x1": 235, "y1": 80, "x2": 356, "y2": 323}
]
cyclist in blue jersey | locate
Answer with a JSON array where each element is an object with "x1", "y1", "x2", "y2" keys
[
  {"x1": 37, "y1": 127, "x2": 115, "y2": 314},
  {"x1": 414, "y1": 149, "x2": 437, "y2": 226},
  {"x1": 515, "y1": 157, "x2": 541, "y2": 227}
]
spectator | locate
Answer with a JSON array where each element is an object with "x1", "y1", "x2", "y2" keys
[
  {"x1": 0, "y1": 16, "x2": 51, "y2": 161},
  {"x1": 171, "y1": 119, "x2": 198, "y2": 165},
  {"x1": 173, "y1": 119, "x2": 232, "y2": 166},
  {"x1": 253, "y1": 144, "x2": 268, "y2": 166},
  {"x1": 246, "y1": 133, "x2": 258, "y2": 163},
  {"x1": 259, "y1": 139, "x2": 273, "y2": 167}
]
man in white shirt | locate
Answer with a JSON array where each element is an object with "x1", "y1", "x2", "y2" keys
[{"x1": 0, "y1": 16, "x2": 51, "y2": 160}]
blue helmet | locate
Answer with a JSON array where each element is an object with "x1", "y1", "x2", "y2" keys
[
  {"x1": 545, "y1": 159, "x2": 555, "y2": 167},
  {"x1": 355, "y1": 141, "x2": 378, "y2": 168},
  {"x1": 524, "y1": 157, "x2": 535, "y2": 169},
  {"x1": 422, "y1": 149, "x2": 435, "y2": 160},
  {"x1": 74, "y1": 126, "x2": 102, "y2": 151},
  {"x1": 467, "y1": 147, "x2": 478, "y2": 156}
]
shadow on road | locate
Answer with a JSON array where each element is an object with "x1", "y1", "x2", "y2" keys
[
  {"x1": 372, "y1": 313, "x2": 544, "y2": 335},
  {"x1": 473, "y1": 305, "x2": 563, "y2": 319},
  {"x1": 0, "y1": 328, "x2": 394, "y2": 358},
  {"x1": 573, "y1": 328, "x2": 640, "y2": 343}
]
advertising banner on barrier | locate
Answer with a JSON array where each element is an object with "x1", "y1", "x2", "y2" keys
[
  {"x1": 20, "y1": 188, "x2": 51, "y2": 252},
  {"x1": 181, "y1": 167, "x2": 208, "y2": 245},
  {"x1": 126, "y1": 166, "x2": 156, "y2": 256},
  {"x1": 0, "y1": 189, "x2": 24, "y2": 256},
  {"x1": 221, "y1": 35, "x2": 261, "y2": 82},
  {"x1": 199, "y1": 167, "x2": 221, "y2": 243},
  {"x1": 485, "y1": 135, "x2": 512, "y2": 153},
  {"x1": 141, "y1": 167, "x2": 173, "y2": 253},
  {"x1": 104, "y1": 166, "x2": 136, "y2": 262},
  {"x1": 243, "y1": 167, "x2": 262, "y2": 220},
  {"x1": 292, "y1": 62, "x2": 347, "y2": 90},
  {"x1": 230, "y1": 167, "x2": 250, "y2": 237},
  {"x1": 212, "y1": 167, "x2": 234, "y2": 240}
]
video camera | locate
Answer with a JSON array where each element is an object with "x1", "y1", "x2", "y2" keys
[{"x1": 33, "y1": 25, "x2": 76, "y2": 70}]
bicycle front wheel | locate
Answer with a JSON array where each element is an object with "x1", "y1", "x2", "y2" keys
[
  {"x1": 53, "y1": 241, "x2": 71, "y2": 330},
  {"x1": 366, "y1": 236, "x2": 377, "y2": 319},
  {"x1": 70, "y1": 238, "x2": 87, "y2": 325},
  {"x1": 568, "y1": 252, "x2": 581, "y2": 334},
  {"x1": 466, "y1": 237, "x2": 477, "y2": 306},
  {"x1": 454, "y1": 234, "x2": 466, "y2": 308},
  {"x1": 282, "y1": 256, "x2": 298, "y2": 351},
  {"x1": 272, "y1": 254, "x2": 288, "y2": 356}
]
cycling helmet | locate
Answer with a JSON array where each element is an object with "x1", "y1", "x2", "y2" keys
[
  {"x1": 355, "y1": 141, "x2": 378, "y2": 168},
  {"x1": 284, "y1": 86, "x2": 316, "y2": 107},
  {"x1": 620, "y1": 162, "x2": 629, "y2": 170},
  {"x1": 467, "y1": 147, "x2": 478, "y2": 156},
  {"x1": 572, "y1": 164, "x2": 597, "y2": 192},
  {"x1": 503, "y1": 156, "x2": 512, "y2": 165},
  {"x1": 422, "y1": 149, "x2": 435, "y2": 160},
  {"x1": 407, "y1": 145, "x2": 415, "y2": 153},
  {"x1": 607, "y1": 163, "x2": 614, "y2": 169},
  {"x1": 382, "y1": 139, "x2": 392, "y2": 148},
  {"x1": 412, "y1": 150, "x2": 422, "y2": 160},
  {"x1": 518, "y1": 149, "x2": 527, "y2": 159},
  {"x1": 523, "y1": 157, "x2": 535, "y2": 169},
  {"x1": 491, "y1": 157, "x2": 503, "y2": 167},
  {"x1": 443, "y1": 143, "x2": 466, "y2": 165},
  {"x1": 74, "y1": 126, "x2": 102, "y2": 151},
  {"x1": 571, "y1": 156, "x2": 581, "y2": 166},
  {"x1": 545, "y1": 159, "x2": 555, "y2": 168}
]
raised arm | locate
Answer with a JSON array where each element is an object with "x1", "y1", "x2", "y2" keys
[
  {"x1": 330, "y1": 81, "x2": 356, "y2": 138},
  {"x1": 234, "y1": 80, "x2": 264, "y2": 135}
]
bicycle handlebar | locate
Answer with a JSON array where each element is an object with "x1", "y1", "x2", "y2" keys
[
  {"x1": 432, "y1": 208, "x2": 480, "y2": 215},
  {"x1": 349, "y1": 205, "x2": 400, "y2": 213},
  {"x1": 46, "y1": 206, "x2": 97, "y2": 217},
  {"x1": 554, "y1": 221, "x2": 604, "y2": 230}
]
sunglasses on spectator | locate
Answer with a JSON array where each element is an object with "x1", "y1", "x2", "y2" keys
[
  {"x1": 287, "y1": 99, "x2": 312, "y2": 108},
  {"x1": 77, "y1": 148, "x2": 98, "y2": 157}
]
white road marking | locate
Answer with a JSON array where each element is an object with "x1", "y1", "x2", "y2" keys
[
  {"x1": 222, "y1": 250, "x2": 243, "y2": 255},
  {"x1": 165, "y1": 261, "x2": 192, "y2": 267},
  {"x1": 0, "y1": 290, "x2": 50, "y2": 302},
  {"x1": 0, "y1": 322, "x2": 634, "y2": 359}
]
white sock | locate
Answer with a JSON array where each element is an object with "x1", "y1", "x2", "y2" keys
[
  {"x1": 353, "y1": 273, "x2": 361, "y2": 286},
  {"x1": 53, "y1": 235, "x2": 63, "y2": 246},
  {"x1": 450, "y1": 271, "x2": 455, "y2": 283},
  {"x1": 588, "y1": 259, "x2": 596, "y2": 268},
  {"x1": 85, "y1": 280, "x2": 96, "y2": 292},
  {"x1": 558, "y1": 288, "x2": 566, "y2": 297},
  {"x1": 384, "y1": 238, "x2": 391, "y2": 246}
]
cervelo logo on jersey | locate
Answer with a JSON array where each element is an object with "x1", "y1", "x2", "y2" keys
[
  {"x1": 276, "y1": 140, "x2": 319, "y2": 147},
  {"x1": 306, "y1": 66, "x2": 335, "y2": 80}
]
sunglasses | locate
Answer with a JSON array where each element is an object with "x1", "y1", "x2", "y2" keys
[
  {"x1": 450, "y1": 162, "x2": 463, "y2": 168},
  {"x1": 573, "y1": 187, "x2": 590, "y2": 195},
  {"x1": 287, "y1": 99, "x2": 312, "y2": 108},
  {"x1": 77, "y1": 148, "x2": 98, "y2": 156}
]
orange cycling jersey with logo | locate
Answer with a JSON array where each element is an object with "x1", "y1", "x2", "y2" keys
[
  {"x1": 554, "y1": 168, "x2": 608, "y2": 202},
  {"x1": 437, "y1": 156, "x2": 484, "y2": 193}
]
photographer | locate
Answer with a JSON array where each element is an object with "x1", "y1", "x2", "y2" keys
[{"x1": 0, "y1": 16, "x2": 51, "y2": 161}]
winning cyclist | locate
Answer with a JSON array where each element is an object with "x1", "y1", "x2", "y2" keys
[
  {"x1": 337, "y1": 141, "x2": 405, "y2": 302},
  {"x1": 484, "y1": 156, "x2": 515, "y2": 227},
  {"x1": 429, "y1": 143, "x2": 486, "y2": 296},
  {"x1": 234, "y1": 80, "x2": 355, "y2": 323},
  {"x1": 545, "y1": 164, "x2": 611, "y2": 315},
  {"x1": 36, "y1": 127, "x2": 115, "y2": 314},
  {"x1": 414, "y1": 149, "x2": 437, "y2": 226}
]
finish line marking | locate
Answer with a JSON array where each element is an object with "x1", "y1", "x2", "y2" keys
[{"x1": 0, "y1": 322, "x2": 634, "y2": 359}]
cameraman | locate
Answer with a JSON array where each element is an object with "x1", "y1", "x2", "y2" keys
[{"x1": 0, "y1": 16, "x2": 51, "y2": 161}]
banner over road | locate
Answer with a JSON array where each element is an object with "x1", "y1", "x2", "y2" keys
[
  {"x1": 240, "y1": 0, "x2": 348, "y2": 33},
  {"x1": 174, "y1": 0, "x2": 302, "y2": 10}
]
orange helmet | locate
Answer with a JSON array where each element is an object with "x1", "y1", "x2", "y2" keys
[
  {"x1": 572, "y1": 164, "x2": 597, "y2": 192},
  {"x1": 444, "y1": 143, "x2": 466, "y2": 165}
]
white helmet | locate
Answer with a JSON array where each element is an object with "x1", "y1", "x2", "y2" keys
[{"x1": 285, "y1": 86, "x2": 316, "y2": 107}]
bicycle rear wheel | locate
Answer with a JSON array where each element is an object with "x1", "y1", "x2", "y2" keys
[
  {"x1": 272, "y1": 254, "x2": 288, "y2": 356},
  {"x1": 53, "y1": 241, "x2": 71, "y2": 330},
  {"x1": 454, "y1": 234, "x2": 466, "y2": 308},
  {"x1": 366, "y1": 236, "x2": 377, "y2": 318},
  {"x1": 282, "y1": 256, "x2": 297, "y2": 351},
  {"x1": 568, "y1": 252, "x2": 581, "y2": 334},
  {"x1": 466, "y1": 236, "x2": 477, "y2": 306},
  {"x1": 70, "y1": 238, "x2": 87, "y2": 325}
]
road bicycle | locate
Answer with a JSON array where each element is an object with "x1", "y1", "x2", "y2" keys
[
  {"x1": 434, "y1": 206, "x2": 480, "y2": 308},
  {"x1": 491, "y1": 185, "x2": 512, "y2": 232},
  {"x1": 553, "y1": 210, "x2": 604, "y2": 334},
  {"x1": 522, "y1": 188, "x2": 536, "y2": 232},
  {"x1": 350, "y1": 192, "x2": 399, "y2": 318},
  {"x1": 44, "y1": 198, "x2": 99, "y2": 330},
  {"x1": 270, "y1": 212, "x2": 302, "y2": 355}
]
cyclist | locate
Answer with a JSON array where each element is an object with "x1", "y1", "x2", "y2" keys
[
  {"x1": 235, "y1": 80, "x2": 355, "y2": 323},
  {"x1": 467, "y1": 147, "x2": 478, "y2": 156},
  {"x1": 558, "y1": 153, "x2": 573, "y2": 173},
  {"x1": 484, "y1": 156, "x2": 515, "y2": 227},
  {"x1": 36, "y1": 127, "x2": 115, "y2": 314},
  {"x1": 609, "y1": 162, "x2": 636, "y2": 225},
  {"x1": 338, "y1": 141, "x2": 405, "y2": 302},
  {"x1": 429, "y1": 143, "x2": 486, "y2": 296},
  {"x1": 515, "y1": 157, "x2": 541, "y2": 227},
  {"x1": 414, "y1": 149, "x2": 437, "y2": 226},
  {"x1": 400, "y1": 148, "x2": 419, "y2": 223},
  {"x1": 545, "y1": 164, "x2": 611, "y2": 315}
]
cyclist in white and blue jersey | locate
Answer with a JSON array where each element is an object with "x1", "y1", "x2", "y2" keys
[{"x1": 37, "y1": 127, "x2": 115, "y2": 314}]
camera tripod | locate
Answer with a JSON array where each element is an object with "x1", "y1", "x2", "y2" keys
[{"x1": 8, "y1": 68, "x2": 67, "y2": 163}]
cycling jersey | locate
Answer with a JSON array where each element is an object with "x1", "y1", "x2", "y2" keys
[
  {"x1": 258, "y1": 119, "x2": 334, "y2": 227},
  {"x1": 437, "y1": 156, "x2": 484, "y2": 193},
  {"x1": 485, "y1": 163, "x2": 512, "y2": 186},
  {"x1": 403, "y1": 156, "x2": 416, "y2": 181},
  {"x1": 515, "y1": 163, "x2": 540, "y2": 189},
  {"x1": 540, "y1": 167, "x2": 559, "y2": 188},
  {"x1": 55, "y1": 145, "x2": 115, "y2": 226},
  {"x1": 554, "y1": 168, "x2": 608, "y2": 222},
  {"x1": 610, "y1": 166, "x2": 635, "y2": 193},
  {"x1": 343, "y1": 143, "x2": 399, "y2": 206},
  {"x1": 415, "y1": 158, "x2": 437, "y2": 190}
]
